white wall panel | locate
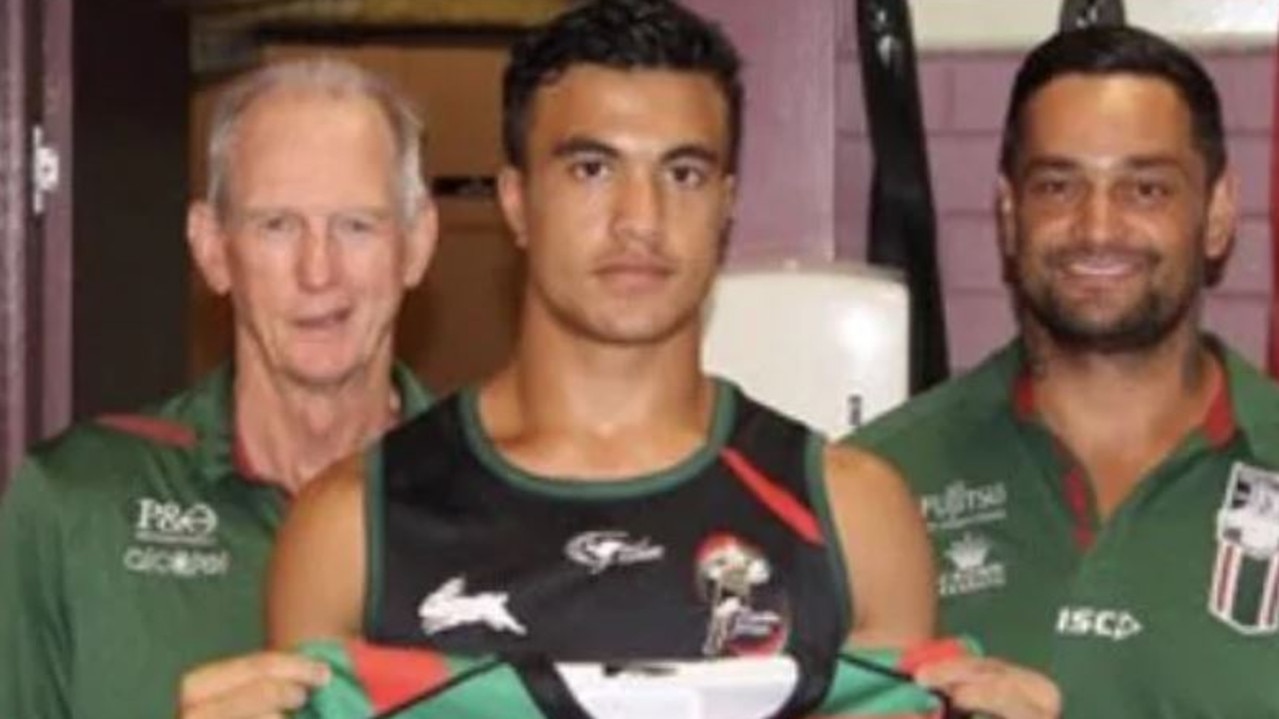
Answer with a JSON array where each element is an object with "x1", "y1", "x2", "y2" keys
[{"x1": 914, "y1": 0, "x2": 1278, "y2": 50}]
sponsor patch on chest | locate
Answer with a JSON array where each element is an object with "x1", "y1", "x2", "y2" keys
[
  {"x1": 938, "y1": 532, "x2": 1006, "y2": 597},
  {"x1": 565, "y1": 529, "x2": 665, "y2": 574},
  {"x1": 1209, "y1": 462, "x2": 1279, "y2": 635},
  {"x1": 1056, "y1": 606, "x2": 1144, "y2": 641},
  {"x1": 122, "y1": 497, "x2": 230, "y2": 578},
  {"x1": 695, "y1": 534, "x2": 787, "y2": 657},
  {"x1": 919, "y1": 479, "x2": 1008, "y2": 532}
]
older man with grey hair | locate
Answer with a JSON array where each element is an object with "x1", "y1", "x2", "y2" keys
[{"x1": 0, "y1": 57, "x2": 437, "y2": 719}]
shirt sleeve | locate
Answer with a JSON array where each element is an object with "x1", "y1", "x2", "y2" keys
[{"x1": 0, "y1": 457, "x2": 73, "y2": 719}]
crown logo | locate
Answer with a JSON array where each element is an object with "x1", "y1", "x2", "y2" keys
[{"x1": 945, "y1": 533, "x2": 991, "y2": 571}]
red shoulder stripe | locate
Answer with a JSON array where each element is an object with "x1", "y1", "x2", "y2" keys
[
  {"x1": 95, "y1": 414, "x2": 197, "y2": 449},
  {"x1": 720, "y1": 448, "x2": 823, "y2": 546}
]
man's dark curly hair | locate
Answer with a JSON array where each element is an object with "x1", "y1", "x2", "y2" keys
[{"x1": 502, "y1": 0, "x2": 744, "y2": 171}]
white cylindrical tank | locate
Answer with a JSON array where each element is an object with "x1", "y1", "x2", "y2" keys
[{"x1": 702, "y1": 262, "x2": 910, "y2": 439}]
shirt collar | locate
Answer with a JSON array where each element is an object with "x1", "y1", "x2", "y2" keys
[
  {"x1": 195, "y1": 362, "x2": 433, "y2": 486},
  {"x1": 1008, "y1": 334, "x2": 1253, "y2": 454}
]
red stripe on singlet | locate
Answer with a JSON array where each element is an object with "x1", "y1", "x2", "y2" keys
[
  {"x1": 348, "y1": 640, "x2": 450, "y2": 714},
  {"x1": 899, "y1": 637, "x2": 971, "y2": 676},
  {"x1": 720, "y1": 448, "x2": 824, "y2": 546}
]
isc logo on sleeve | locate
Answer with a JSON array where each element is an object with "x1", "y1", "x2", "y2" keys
[{"x1": 1056, "y1": 606, "x2": 1143, "y2": 642}]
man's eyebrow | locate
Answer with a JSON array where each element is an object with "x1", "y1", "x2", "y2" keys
[
  {"x1": 662, "y1": 144, "x2": 723, "y2": 167},
  {"x1": 1123, "y1": 155, "x2": 1188, "y2": 175},
  {"x1": 550, "y1": 136, "x2": 620, "y2": 160},
  {"x1": 1020, "y1": 154, "x2": 1189, "y2": 176},
  {"x1": 1020, "y1": 156, "x2": 1080, "y2": 175}
]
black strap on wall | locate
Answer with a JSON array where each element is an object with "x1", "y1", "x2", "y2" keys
[
  {"x1": 856, "y1": 0, "x2": 948, "y2": 393},
  {"x1": 1058, "y1": 0, "x2": 1126, "y2": 31}
]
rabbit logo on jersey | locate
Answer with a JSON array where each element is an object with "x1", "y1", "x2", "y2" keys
[
  {"x1": 1210, "y1": 462, "x2": 1279, "y2": 635},
  {"x1": 696, "y1": 534, "x2": 785, "y2": 656},
  {"x1": 122, "y1": 497, "x2": 229, "y2": 578}
]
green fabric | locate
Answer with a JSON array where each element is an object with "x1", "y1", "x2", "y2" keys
[
  {"x1": 0, "y1": 365, "x2": 431, "y2": 719},
  {"x1": 295, "y1": 640, "x2": 547, "y2": 719},
  {"x1": 296, "y1": 640, "x2": 970, "y2": 718},
  {"x1": 818, "y1": 643, "x2": 980, "y2": 717},
  {"x1": 850, "y1": 337, "x2": 1279, "y2": 718}
]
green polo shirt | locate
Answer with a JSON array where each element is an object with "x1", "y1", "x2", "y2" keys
[
  {"x1": 850, "y1": 338, "x2": 1279, "y2": 718},
  {"x1": 0, "y1": 365, "x2": 430, "y2": 719}
]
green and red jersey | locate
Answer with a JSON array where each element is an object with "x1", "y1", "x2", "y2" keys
[
  {"x1": 295, "y1": 637, "x2": 975, "y2": 718},
  {"x1": 851, "y1": 338, "x2": 1279, "y2": 717},
  {"x1": 0, "y1": 365, "x2": 430, "y2": 719}
]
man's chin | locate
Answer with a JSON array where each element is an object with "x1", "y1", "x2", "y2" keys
[{"x1": 281, "y1": 360, "x2": 367, "y2": 391}]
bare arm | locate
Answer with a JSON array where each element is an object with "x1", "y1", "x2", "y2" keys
[
  {"x1": 823, "y1": 443, "x2": 936, "y2": 648},
  {"x1": 176, "y1": 455, "x2": 365, "y2": 718},
  {"x1": 267, "y1": 453, "x2": 368, "y2": 649}
]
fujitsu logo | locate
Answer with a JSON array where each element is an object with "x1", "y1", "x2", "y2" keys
[{"x1": 920, "y1": 480, "x2": 1007, "y2": 531}]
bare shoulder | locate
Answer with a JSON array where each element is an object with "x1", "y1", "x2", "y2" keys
[
  {"x1": 821, "y1": 442, "x2": 935, "y2": 647},
  {"x1": 267, "y1": 453, "x2": 369, "y2": 648},
  {"x1": 823, "y1": 443, "x2": 905, "y2": 490},
  {"x1": 296, "y1": 452, "x2": 366, "y2": 514}
]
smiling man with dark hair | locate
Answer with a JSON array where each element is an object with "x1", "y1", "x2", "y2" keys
[{"x1": 853, "y1": 25, "x2": 1279, "y2": 718}]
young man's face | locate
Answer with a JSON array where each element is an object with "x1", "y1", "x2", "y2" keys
[
  {"x1": 999, "y1": 73, "x2": 1234, "y2": 352},
  {"x1": 190, "y1": 90, "x2": 435, "y2": 389},
  {"x1": 499, "y1": 65, "x2": 736, "y2": 347}
]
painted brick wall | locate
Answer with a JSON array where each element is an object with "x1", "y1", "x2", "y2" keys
[{"x1": 836, "y1": 48, "x2": 1277, "y2": 371}]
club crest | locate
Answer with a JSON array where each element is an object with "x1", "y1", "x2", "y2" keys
[
  {"x1": 695, "y1": 534, "x2": 786, "y2": 656},
  {"x1": 1209, "y1": 462, "x2": 1279, "y2": 635}
]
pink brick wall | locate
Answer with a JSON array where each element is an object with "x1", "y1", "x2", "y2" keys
[
  {"x1": 837, "y1": 48, "x2": 1278, "y2": 371},
  {"x1": 684, "y1": 0, "x2": 840, "y2": 263}
]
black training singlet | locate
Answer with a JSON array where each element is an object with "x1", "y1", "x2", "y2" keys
[{"x1": 364, "y1": 379, "x2": 848, "y2": 710}]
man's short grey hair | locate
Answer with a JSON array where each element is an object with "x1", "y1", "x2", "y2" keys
[{"x1": 206, "y1": 57, "x2": 428, "y2": 223}]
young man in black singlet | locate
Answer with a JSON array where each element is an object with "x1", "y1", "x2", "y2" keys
[{"x1": 268, "y1": 3, "x2": 1057, "y2": 717}]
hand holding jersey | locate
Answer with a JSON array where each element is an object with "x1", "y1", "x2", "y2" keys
[
  {"x1": 177, "y1": 652, "x2": 330, "y2": 719},
  {"x1": 915, "y1": 657, "x2": 1060, "y2": 719}
]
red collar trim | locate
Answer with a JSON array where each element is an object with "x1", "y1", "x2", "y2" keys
[
  {"x1": 231, "y1": 427, "x2": 273, "y2": 487},
  {"x1": 1202, "y1": 359, "x2": 1236, "y2": 448},
  {"x1": 1011, "y1": 357, "x2": 1237, "y2": 448},
  {"x1": 1013, "y1": 370, "x2": 1036, "y2": 420}
]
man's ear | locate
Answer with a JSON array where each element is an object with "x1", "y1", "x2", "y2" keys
[
  {"x1": 187, "y1": 201, "x2": 232, "y2": 296},
  {"x1": 497, "y1": 166, "x2": 529, "y2": 248},
  {"x1": 720, "y1": 173, "x2": 737, "y2": 231},
  {"x1": 995, "y1": 175, "x2": 1017, "y2": 261},
  {"x1": 1204, "y1": 170, "x2": 1238, "y2": 266},
  {"x1": 400, "y1": 196, "x2": 439, "y2": 289}
]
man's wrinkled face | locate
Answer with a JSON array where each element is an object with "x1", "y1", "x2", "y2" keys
[{"x1": 191, "y1": 90, "x2": 434, "y2": 389}]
